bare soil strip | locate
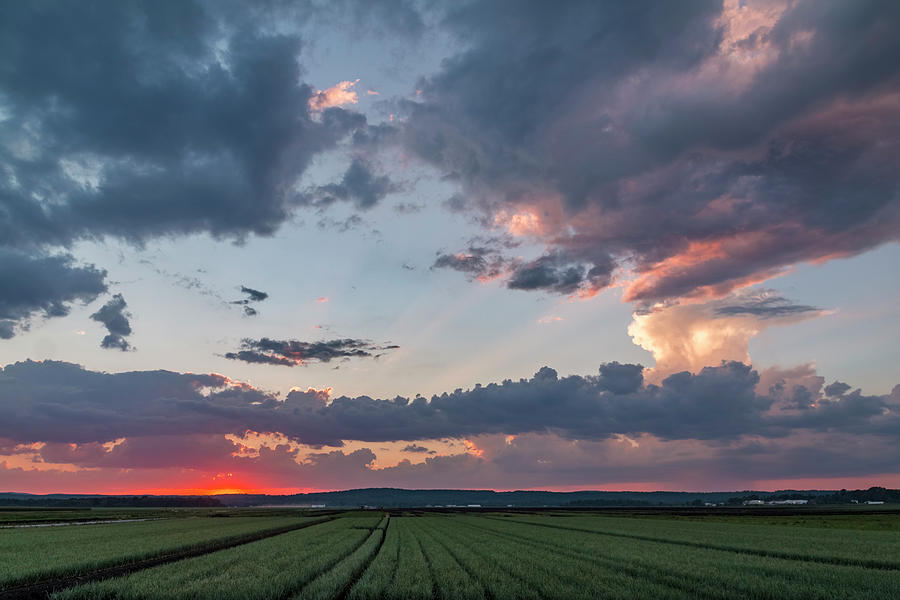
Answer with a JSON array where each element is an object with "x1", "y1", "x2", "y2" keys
[{"x1": 0, "y1": 516, "x2": 337, "y2": 600}]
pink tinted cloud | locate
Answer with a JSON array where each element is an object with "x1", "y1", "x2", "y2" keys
[{"x1": 308, "y1": 79, "x2": 360, "y2": 112}]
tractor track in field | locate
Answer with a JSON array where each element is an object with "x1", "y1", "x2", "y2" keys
[
  {"x1": 458, "y1": 517, "x2": 732, "y2": 600},
  {"x1": 411, "y1": 519, "x2": 494, "y2": 600},
  {"x1": 0, "y1": 515, "x2": 339, "y2": 600},
  {"x1": 332, "y1": 517, "x2": 389, "y2": 600},
  {"x1": 424, "y1": 520, "x2": 549, "y2": 600},
  {"x1": 481, "y1": 516, "x2": 900, "y2": 571}
]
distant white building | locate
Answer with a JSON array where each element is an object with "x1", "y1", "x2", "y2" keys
[
  {"x1": 467, "y1": 504, "x2": 482, "y2": 508},
  {"x1": 865, "y1": 501, "x2": 885, "y2": 505},
  {"x1": 743, "y1": 500, "x2": 765, "y2": 505},
  {"x1": 767, "y1": 499, "x2": 808, "y2": 505}
]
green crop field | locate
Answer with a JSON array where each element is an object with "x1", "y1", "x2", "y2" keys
[
  {"x1": 0, "y1": 513, "x2": 321, "y2": 588},
  {"x1": 1, "y1": 510, "x2": 897, "y2": 599}
]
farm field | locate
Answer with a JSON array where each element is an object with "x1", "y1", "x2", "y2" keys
[
  {"x1": 0, "y1": 512, "x2": 325, "y2": 589},
  {"x1": 1, "y1": 510, "x2": 897, "y2": 599}
]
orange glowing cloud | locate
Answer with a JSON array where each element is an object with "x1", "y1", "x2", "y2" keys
[
  {"x1": 628, "y1": 290, "x2": 826, "y2": 380},
  {"x1": 316, "y1": 296, "x2": 329, "y2": 303},
  {"x1": 623, "y1": 231, "x2": 791, "y2": 304},
  {"x1": 462, "y1": 439, "x2": 485, "y2": 458},
  {"x1": 491, "y1": 200, "x2": 564, "y2": 238},
  {"x1": 308, "y1": 79, "x2": 360, "y2": 113},
  {"x1": 288, "y1": 386, "x2": 333, "y2": 403}
]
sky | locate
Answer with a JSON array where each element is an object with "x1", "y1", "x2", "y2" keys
[{"x1": 1, "y1": 0, "x2": 898, "y2": 495}]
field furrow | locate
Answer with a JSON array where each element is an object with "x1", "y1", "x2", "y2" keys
[
  {"x1": 467, "y1": 516, "x2": 900, "y2": 599},
  {"x1": 292, "y1": 516, "x2": 387, "y2": 600},
  {"x1": 486, "y1": 515, "x2": 900, "y2": 570},
  {"x1": 407, "y1": 518, "x2": 485, "y2": 600},
  {"x1": 51, "y1": 516, "x2": 384, "y2": 600},
  {"x1": 4, "y1": 510, "x2": 897, "y2": 600},
  {"x1": 0, "y1": 515, "x2": 325, "y2": 590},
  {"x1": 436, "y1": 517, "x2": 698, "y2": 600}
]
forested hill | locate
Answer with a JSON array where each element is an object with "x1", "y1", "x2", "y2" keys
[
  {"x1": 3, "y1": 487, "x2": 897, "y2": 508},
  {"x1": 213, "y1": 487, "x2": 843, "y2": 508}
]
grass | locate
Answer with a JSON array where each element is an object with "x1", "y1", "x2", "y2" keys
[
  {"x1": 638, "y1": 512, "x2": 900, "y2": 531},
  {"x1": 3, "y1": 510, "x2": 894, "y2": 599},
  {"x1": 53, "y1": 515, "x2": 385, "y2": 600},
  {"x1": 0, "y1": 514, "x2": 319, "y2": 588},
  {"x1": 489, "y1": 513, "x2": 900, "y2": 569}
]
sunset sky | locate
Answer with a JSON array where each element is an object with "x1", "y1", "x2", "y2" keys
[{"x1": 1, "y1": 0, "x2": 898, "y2": 495}]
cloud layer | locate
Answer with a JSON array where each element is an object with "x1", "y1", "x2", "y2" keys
[
  {"x1": 1, "y1": 359, "x2": 895, "y2": 448},
  {"x1": 0, "y1": 1, "x2": 369, "y2": 334},
  {"x1": 224, "y1": 338, "x2": 400, "y2": 367},
  {"x1": 393, "y1": 0, "x2": 900, "y2": 302},
  {"x1": 0, "y1": 249, "x2": 107, "y2": 339}
]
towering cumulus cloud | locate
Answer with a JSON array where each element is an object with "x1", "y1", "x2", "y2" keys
[{"x1": 628, "y1": 290, "x2": 826, "y2": 378}]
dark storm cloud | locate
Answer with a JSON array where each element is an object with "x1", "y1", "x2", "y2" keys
[
  {"x1": 0, "y1": 2, "x2": 367, "y2": 245},
  {"x1": 1, "y1": 359, "x2": 896, "y2": 447},
  {"x1": 507, "y1": 256, "x2": 584, "y2": 295},
  {"x1": 301, "y1": 159, "x2": 399, "y2": 210},
  {"x1": 90, "y1": 293, "x2": 133, "y2": 351},
  {"x1": 224, "y1": 337, "x2": 400, "y2": 366},
  {"x1": 389, "y1": 0, "x2": 900, "y2": 301},
  {"x1": 0, "y1": 249, "x2": 107, "y2": 339},
  {"x1": 0, "y1": 1, "x2": 372, "y2": 333},
  {"x1": 714, "y1": 295, "x2": 822, "y2": 319}
]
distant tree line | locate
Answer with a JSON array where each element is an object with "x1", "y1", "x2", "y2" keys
[
  {"x1": 725, "y1": 487, "x2": 900, "y2": 505},
  {"x1": 0, "y1": 495, "x2": 224, "y2": 508}
]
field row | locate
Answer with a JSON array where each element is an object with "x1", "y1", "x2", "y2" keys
[
  {"x1": 0, "y1": 514, "x2": 328, "y2": 588},
  {"x1": 19, "y1": 513, "x2": 898, "y2": 599}
]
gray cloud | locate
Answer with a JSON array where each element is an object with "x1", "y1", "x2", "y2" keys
[
  {"x1": 0, "y1": 2, "x2": 367, "y2": 246},
  {"x1": 0, "y1": 1, "x2": 372, "y2": 333},
  {"x1": 402, "y1": 444, "x2": 435, "y2": 454},
  {"x1": 0, "y1": 249, "x2": 107, "y2": 339},
  {"x1": 825, "y1": 381, "x2": 852, "y2": 397},
  {"x1": 90, "y1": 293, "x2": 133, "y2": 351},
  {"x1": 1, "y1": 359, "x2": 895, "y2": 448},
  {"x1": 239, "y1": 286, "x2": 268, "y2": 303},
  {"x1": 714, "y1": 294, "x2": 822, "y2": 318},
  {"x1": 432, "y1": 235, "x2": 525, "y2": 282},
  {"x1": 301, "y1": 159, "x2": 399, "y2": 210},
  {"x1": 432, "y1": 246, "x2": 512, "y2": 281},
  {"x1": 224, "y1": 337, "x2": 400, "y2": 367},
  {"x1": 388, "y1": 0, "x2": 900, "y2": 301},
  {"x1": 231, "y1": 285, "x2": 269, "y2": 317}
]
